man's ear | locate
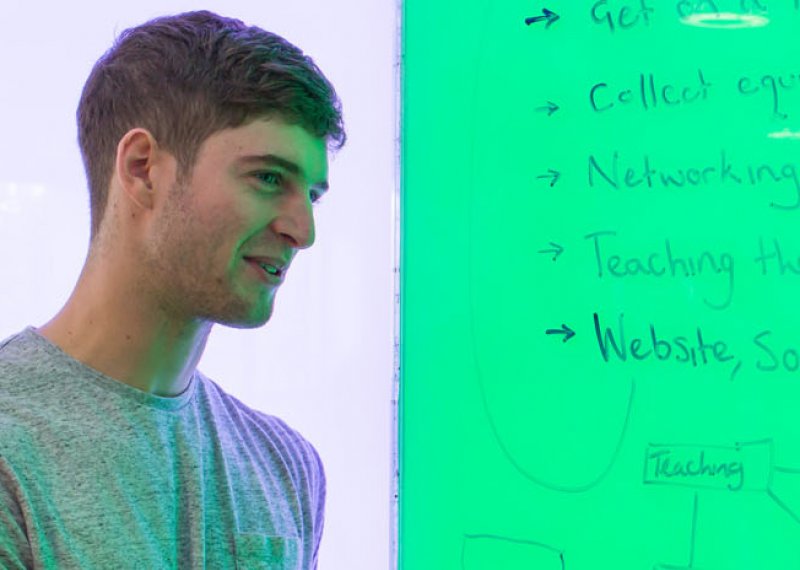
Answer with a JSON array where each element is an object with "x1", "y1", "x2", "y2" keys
[{"x1": 115, "y1": 128, "x2": 159, "y2": 210}]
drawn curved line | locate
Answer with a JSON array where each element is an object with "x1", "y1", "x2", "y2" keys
[
  {"x1": 466, "y1": 0, "x2": 635, "y2": 493},
  {"x1": 461, "y1": 534, "x2": 565, "y2": 570},
  {"x1": 471, "y1": 339, "x2": 635, "y2": 492}
]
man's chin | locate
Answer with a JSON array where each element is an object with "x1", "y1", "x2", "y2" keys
[{"x1": 217, "y1": 307, "x2": 275, "y2": 330}]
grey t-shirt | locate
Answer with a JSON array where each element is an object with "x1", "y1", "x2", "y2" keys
[{"x1": 0, "y1": 326, "x2": 325, "y2": 569}]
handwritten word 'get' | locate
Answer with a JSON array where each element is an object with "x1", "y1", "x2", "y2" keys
[{"x1": 592, "y1": 0, "x2": 654, "y2": 33}]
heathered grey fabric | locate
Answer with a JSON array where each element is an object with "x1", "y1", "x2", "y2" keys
[{"x1": 0, "y1": 326, "x2": 324, "y2": 569}]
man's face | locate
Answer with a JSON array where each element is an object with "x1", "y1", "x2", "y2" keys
[{"x1": 139, "y1": 116, "x2": 329, "y2": 329}]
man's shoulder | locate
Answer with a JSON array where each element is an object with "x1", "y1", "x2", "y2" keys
[
  {"x1": 197, "y1": 370, "x2": 323, "y2": 471},
  {"x1": 0, "y1": 326, "x2": 37, "y2": 376},
  {"x1": 0, "y1": 326, "x2": 64, "y2": 394},
  {"x1": 0, "y1": 327, "x2": 48, "y2": 424}
]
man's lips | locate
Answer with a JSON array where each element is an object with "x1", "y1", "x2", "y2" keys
[
  {"x1": 244, "y1": 256, "x2": 287, "y2": 283},
  {"x1": 243, "y1": 256, "x2": 288, "y2": 275}
]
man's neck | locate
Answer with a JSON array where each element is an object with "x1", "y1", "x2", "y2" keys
[{"x1": 37, "y1": 278, "x2": 212, "y2": 398}]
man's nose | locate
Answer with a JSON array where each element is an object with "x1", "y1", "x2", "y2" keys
[{"x1": 270, "y1": 193, "x2": 315, "y2": 249}]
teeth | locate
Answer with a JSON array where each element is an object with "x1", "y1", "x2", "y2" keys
[{"x1": 259, "y1": 263, "x2": 278, "y2": 275}]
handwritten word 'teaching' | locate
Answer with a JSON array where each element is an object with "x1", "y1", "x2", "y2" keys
[
  {"x1": 645, "y1": 446, "x2": 745, "y2": 491},
  {"x1": 584, "y1": 231, "x2": 734, "y2": 310}
]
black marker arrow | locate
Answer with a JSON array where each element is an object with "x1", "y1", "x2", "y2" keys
[
  {"x1": 536, "y1": 101, "x2": 560, "y2": 116},
  {"x1": 525, "y1": 8, "x2": 560, "y2": 28},
  {"x1": 537, "y1": 169, "x2": 561, "y2": 187},
  {"x1": 538, "y1": 242, "x2": 564, "y2": 261},
  {"x1": 546, "y1": 324, "x2": 575, "y2": 342}
]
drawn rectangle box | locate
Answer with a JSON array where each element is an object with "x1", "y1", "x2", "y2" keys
[{"x1": 643, "y1": 440, "x2": 772, "y2": 492}]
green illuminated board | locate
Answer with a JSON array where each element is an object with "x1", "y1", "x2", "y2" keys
[{"x1": 401, "y1": 1, "x2": 800, "y2": 568}]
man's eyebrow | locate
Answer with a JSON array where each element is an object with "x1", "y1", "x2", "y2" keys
[{"x1": 237, "y1": 154, "x2": 329, "y2": 191}]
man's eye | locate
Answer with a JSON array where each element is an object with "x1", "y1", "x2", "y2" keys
[
  {"x1": 255, "y1": 171, "x2": 324, "y2": 205},
  {"x1": 255, "y1": 171, "x2": 282, "y2": 186}
]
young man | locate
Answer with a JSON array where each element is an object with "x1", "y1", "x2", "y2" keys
[{"x1": 0, "y1": 10, "x2": 345, "y2": 569}]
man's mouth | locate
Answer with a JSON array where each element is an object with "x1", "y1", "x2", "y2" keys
[{"x1": 244, "y1": 257, "x2": 285, "y2": 282}]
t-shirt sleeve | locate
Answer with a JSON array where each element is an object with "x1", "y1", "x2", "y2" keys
[
  {"x1": 0, "y1": 456, "x2": 31, "y2": 570},
  {"x1": 309, "y1": 442, "x2": 326, "y2": 570}
]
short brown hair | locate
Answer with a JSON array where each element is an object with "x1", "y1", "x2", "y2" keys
[{"x1": 77, "y1": 10, "x2": 346, "y2": 244}]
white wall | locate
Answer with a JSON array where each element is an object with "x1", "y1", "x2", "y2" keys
[{"x1": 0, "y1": 2, "x2": 397, "y2": 568}]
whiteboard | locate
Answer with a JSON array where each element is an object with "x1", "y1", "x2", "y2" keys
[{"x1": 401, "y1": 1, "x2": 800, "y2": 568}]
